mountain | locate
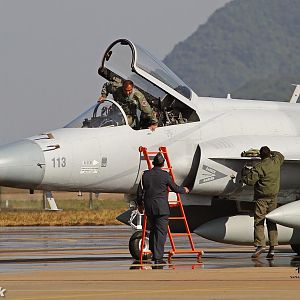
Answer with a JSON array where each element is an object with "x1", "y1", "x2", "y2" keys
[{"x1": 164, "y1": 0, "x2": 300, "y2": 101}]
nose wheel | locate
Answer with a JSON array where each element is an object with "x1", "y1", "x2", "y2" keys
[{"x1": 129, "y1": 231, "x2": 151, "y2": 260}]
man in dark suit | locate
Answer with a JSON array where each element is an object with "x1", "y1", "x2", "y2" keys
[{"x1": 137, "y1": 152, "x2": 189, "y2": 264}]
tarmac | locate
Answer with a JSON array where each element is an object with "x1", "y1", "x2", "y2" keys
[{"x1": 0, "y1": 225, "x2": 300, "y2": 299}]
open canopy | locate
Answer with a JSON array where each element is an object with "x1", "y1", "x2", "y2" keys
[
  {"x1": 98, "y1": 39, "x2": 194, "y2": 101},
  {"x1": 66, "y1": 39, "x2": 200, "y2": 129}
]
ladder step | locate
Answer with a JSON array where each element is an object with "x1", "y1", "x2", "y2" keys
[
  {"x1": 161, "y1": 167, "x2": 172, "y2": 171},
  {"x1": 143, "y1": 152, "x2": 158, "y2": 155},
  {"x1": 168, "y1": 217, "x2": 185, "y2": 220},
  {"x1": 169, "y1": 249, "x2": 203, "y2": 254},
  {"x1": 169, "y1": 233, "x2": 191, "y2": 237}
]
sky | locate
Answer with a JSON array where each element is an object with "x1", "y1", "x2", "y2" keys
[{"x1": 0, "y1": 0, "x2": 231, "y2": 145}]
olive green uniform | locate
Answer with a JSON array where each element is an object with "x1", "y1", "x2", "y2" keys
[
  {"x1": 101, "y1": 81, "x2": 157, "y2": 127},
  {"x1": 242, "y1": 151, "x2": 284, "y2": 247}
]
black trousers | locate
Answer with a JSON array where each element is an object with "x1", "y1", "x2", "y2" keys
[{"x1": 148, "y1": 215, "x2": 169, "y2": 260}]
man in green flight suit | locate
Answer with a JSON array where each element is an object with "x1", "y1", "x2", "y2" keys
[
  {"x1": 242, "y1": 146, "x2": 284, "y2": 259},
  {"x1": 98, "y1": 79, "x2": 158, "y2": 131}
]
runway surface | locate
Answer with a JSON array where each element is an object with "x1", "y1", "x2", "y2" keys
[
  {"x1": 0, "y1": 225, "x2": 299, "y2": 271},
  {"x1": 1, "y1": 226, "x2": 300, "y2": 299}
]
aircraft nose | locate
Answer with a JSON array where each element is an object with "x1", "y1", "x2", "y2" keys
[{"x1": 0, "y1": 139, "x2": 45, "y2": 189}]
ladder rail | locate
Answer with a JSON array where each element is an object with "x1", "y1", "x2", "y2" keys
[
  {"x1": 138, "y1": 147, "x2": 151, "y2": 263},
  {"x1": 139, "y1": 214, "x2": 148, "y2": 263}
]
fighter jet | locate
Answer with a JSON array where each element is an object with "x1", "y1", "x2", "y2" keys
[{"x1": 1, "y1": 38, "x2": 300, "y2": 258}]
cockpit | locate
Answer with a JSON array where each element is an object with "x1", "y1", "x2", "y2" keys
[
  {"x1": 65, "y1": 39, "x2": 200, "y2": 129},
  {"x1": 65, "y1": 100, "x2": 127, "y2": 128}
]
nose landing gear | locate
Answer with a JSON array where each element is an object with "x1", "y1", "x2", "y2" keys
[{"x1": 129, "y1": 231, "x2": 151, "y2": 260}]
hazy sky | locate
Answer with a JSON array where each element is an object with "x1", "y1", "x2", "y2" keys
[{"x1": 0, "y1": 0, "x2": 231, "y2": 145}]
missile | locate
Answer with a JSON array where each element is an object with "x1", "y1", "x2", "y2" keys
[
  {"x1": 266, "y1": 200, "x2": 300, "y2": 229},
  {"x1": 194, "y1": 214, "x2": 300, "y2": 245}
]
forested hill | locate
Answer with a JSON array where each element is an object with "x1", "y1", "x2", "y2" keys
[{"x1": 164, "y1": 0, "x2": 300, "y2": 101}]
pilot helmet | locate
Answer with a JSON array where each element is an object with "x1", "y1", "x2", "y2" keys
[{"x1": 153, "y1": 152, "x2": 165, "y2": 167}]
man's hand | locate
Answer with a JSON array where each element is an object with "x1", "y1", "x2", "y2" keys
[
  {"x1": 98, "y1": 95, "x2": 105, "y2": 103},
  {"x1": 184, "y1": 187, "x2": 189, "y2": 194},
  {"x1": 149, "y1": 123, "x2": 158, "y2": 132}
]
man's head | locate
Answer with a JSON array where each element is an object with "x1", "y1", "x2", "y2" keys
[
  {"x1": 122, "y1": 80, "x2": 134, "y2": 97},
  {"x1": 153, "y1": 152, "x2": 165, "y2": 167},
  {"x1": 260, "y1": 146, "x2": 271, "y2": 159}
]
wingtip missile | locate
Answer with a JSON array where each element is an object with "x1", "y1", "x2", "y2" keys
[{"x1": 266, "y1": 200, "x2": 300, "y2": 228}]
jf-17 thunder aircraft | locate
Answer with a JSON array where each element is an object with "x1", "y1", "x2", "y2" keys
[{"x1": 1, "y1": 38, "x2": 300, "y2": 259}]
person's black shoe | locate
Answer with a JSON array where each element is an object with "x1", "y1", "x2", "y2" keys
[
  {"x1": 251, "y1": 246, "x2": 265, "y2": 259},
  {"x1": 266, "y1": 246, "x2": 275, "y2": 260},
  {"x1": 154, "y1": 259, "x2": 167, "y2": 264},
  {"x1": 152, "y1": 265, "x2": 163, "y2": 270}
]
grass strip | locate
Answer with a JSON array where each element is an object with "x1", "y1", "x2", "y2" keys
[{"x1": 0, "y1": 209, "x2": 125, "y2": 226}]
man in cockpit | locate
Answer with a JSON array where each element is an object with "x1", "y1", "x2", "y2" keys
[{"x1": 98, "y1": 79, "x2": 158, "y2": 131}]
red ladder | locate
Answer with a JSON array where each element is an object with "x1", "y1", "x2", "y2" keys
[{"x1": 138, "y1": 146, "x2": 203, "y2": 264}]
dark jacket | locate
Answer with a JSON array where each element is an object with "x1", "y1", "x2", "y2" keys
[
  {"x1": 242, "y1": 151, "x2": 284, "y2": 199},
  {"x1": 137, "y1": 167, "x2": 186, "y2": 216}
]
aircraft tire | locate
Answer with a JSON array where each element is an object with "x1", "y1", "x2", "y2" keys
[
  {"x1": 290, "y1": 244, "x2": 300, "y2": 255},
  {"x1": 129, "y1": 231, "x2": 151, "y2": 260}
]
